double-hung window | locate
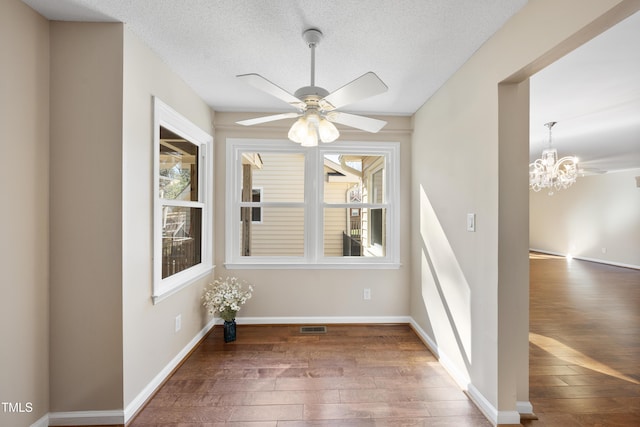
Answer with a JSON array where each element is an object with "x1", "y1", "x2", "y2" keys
[
  {"x1": 153, "y1": 98, "x2": 213, "y2": 302},
  {"x1": 226, "y1": 138, "x2": 399, "y2": 268}
]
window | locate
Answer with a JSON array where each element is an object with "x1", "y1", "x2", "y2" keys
[
  {"x1": 226, "y1": 139, "x2": 399, "y2": 268},
  {"x1": 239, "y1": 188, "x2": 263, "y2": 223},
  {"x1": 153, "y1": 98, "x2": 213, "y2": 303}
]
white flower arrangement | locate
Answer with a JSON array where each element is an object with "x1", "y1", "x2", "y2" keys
[{"x1": 202, "y1": 276, "x2": 253, "y2": 322}]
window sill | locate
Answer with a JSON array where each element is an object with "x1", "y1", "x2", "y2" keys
[{"x1": 152, "y1": 265, "x2": 214, "y2": 304}]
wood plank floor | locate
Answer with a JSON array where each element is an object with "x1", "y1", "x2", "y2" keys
[
  {"x1": 129, "y1": 324, "x2": 493, "y2": 426},
  {"x1": 524, "y1": 254, "x2": 640, "y2": 426},
  {"x1": 129, "y1": 255, "x2": 639, "y2": 426}
]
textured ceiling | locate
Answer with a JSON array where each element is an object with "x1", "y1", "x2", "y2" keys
[
  {"x1": 529, "y1": 10, "x2": 640, "y2": 174},
  {"x1": 21, "y1": 0, "x2": 640, "y2": 173},
  {"x1": 21, "y1": 0, "x2": 527, "y2": 115}
]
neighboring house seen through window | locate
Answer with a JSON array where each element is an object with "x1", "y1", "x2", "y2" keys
[{"x1": 226, "y1": 139, "x2": 400, "y2": 268}]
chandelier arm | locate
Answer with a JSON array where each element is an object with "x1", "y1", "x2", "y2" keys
[{"x1": 555, "y1": 156, "x2": 579, "y2": 165}]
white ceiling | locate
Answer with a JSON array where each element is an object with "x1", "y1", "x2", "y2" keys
[
  {"x1": 530, "y1": 10, "x2": 640, "y2": 174},
  {"x1": 22, "y1": 0, "x2": 640, "y2": 173}
]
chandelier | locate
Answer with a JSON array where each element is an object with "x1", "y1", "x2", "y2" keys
[{"x1": 529, "y1": 121, "x2": 579, "y2": 195}]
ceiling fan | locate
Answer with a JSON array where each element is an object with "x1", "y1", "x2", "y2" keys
[{"x1": 236, "y1": 28, "x2": 388, "y2": 147}]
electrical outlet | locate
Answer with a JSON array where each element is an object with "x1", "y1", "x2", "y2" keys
[
  {"x1": 363, "y1": 288, "x2": 371, "y2": 300},
  {"x1": 175, "y1": 314, "x2": 182, "y2": 332}
]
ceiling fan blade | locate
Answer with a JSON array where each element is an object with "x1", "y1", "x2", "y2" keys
[
  {"x1": 327, "y1": 111, "x2": 387, "y2": 133},
  {"x1": 321, "y1": 72, "x2": 388, "y2": 110},
  {"x1": 579, "y1": 167, "x2": 607, "y2": 175},
  {"x1": 236, "y1": 112, "x2": 300, "y2": 126},
  {"x1": 237, "y1": 73, "x2": 305, "y2": 109}
]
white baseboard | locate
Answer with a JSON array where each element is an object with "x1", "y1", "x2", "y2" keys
[
  {"x1": 529, "y1": 248, "x2": 566, "y2": 258},
  {"x1": 238, "y1": 315, "x2": 413, "y2": 325},
  {"x1": 517, "y1": 400, "x2": 534, "y2": 415},
  {"x1": 408, "y1": 318, "x2": 471, "y2": 391},
  {"x1": 37, "y1": 318, "x2": 217, "y2": 426},
  {"x1": 123, "y1": 317, "x2": 216, "y2": 423},
  {"x1": 48, "y1": 410, "x2": 124, "y2": 426},
  {"x1": 466, "y1": 384, "x2": 521, "y2": 425},
  {"x1": 530, "y1": 248, "x2": 639, "y2": 270},
  {"x1": 499, "y1": 410, "x2": 525, "y2": 424},
  {"x1": 30, "y1": 413, "x2": 49, "y2": 427},
  {"x1": 571, "y1": 255, "x2": 639, "y2": 270},
  {"x1": 409, "y1": 318, "x2": 528, "y2": 426}
]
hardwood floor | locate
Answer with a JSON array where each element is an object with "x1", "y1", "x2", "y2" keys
[
  {"x1": 129, "y1": 324, "x2": 493, "y2": 426},
  {"x1": 129, "y1": 255, "x2": 639, "y2": 426},
  {"x1": 524, "y1": 254, "x2": 640, "y2": 426}
]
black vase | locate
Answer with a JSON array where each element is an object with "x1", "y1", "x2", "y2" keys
[{"x1": 223, "y1": 319, "x2": 237, "y2": 343}]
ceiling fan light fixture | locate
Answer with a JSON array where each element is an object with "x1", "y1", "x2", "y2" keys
[
  {"x1": 303, "y1": 112, "x2": 320, "y2": 147},
  {"x1": 318, "y1": 118, "x2": 339, "y2": 143},
  {"x1": 287, "y1": 115, "x2": 319, "y2": 147},
  {"x1": 301, "y1": 121, "x2": 318, "y2": 147},
  {"x1": 288, "y1": 116, "x2": 308, "y2": 143},
  {"x1": 288, "y1": 110, "x2": 339, "y2": 146}
]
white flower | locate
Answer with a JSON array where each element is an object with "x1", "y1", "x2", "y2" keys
[{"x1": 202, "y1": 277, "x2": 253, "y2": 321}]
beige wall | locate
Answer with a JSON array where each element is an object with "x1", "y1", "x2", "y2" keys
[
  {"x1": 35, "y1": 18, "x2": 215, "y2": 418},
  {"x1": 47, "y1": 19, "x2": 216, "y2": 417},
  {"x1": 214, "y1": 113, "x2": 412, "y2": 319},
  {"x1": 0, "y1": 0, "x2": 50, "y2": 425},
  {"x1": 410, "y1": 0, "x2": 639, "y2": 421},
  {"x1": 530, "y1": 168, "x2": 640, "y2": 267},
  {"x1": 49, "y1": 22, "x2": 125, "y2": 412},
  {"x1": 122, "y1": 28, "x2": 214, "y2": 409},
  {"x1": 2, "y1": 7, "x2": 213, "y2": 419}
]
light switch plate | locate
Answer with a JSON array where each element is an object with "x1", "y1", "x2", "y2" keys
[
  {"x1": 175, "y1": 314, "x2": 182, "y2": 332},
  {"x1": 467, "y1": 213, "x2": 476, "y2": 232}
]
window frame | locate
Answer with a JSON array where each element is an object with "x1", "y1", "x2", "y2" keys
[
  {"x1": 225, "y1": 138, "x2": 400, "y2": 269},
  {"x1": 153, "y1": 97, "x2": 213, "y2": 303}
]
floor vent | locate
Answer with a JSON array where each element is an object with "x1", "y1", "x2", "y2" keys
[{"x1": 300, "y1": 326, "x2": 327, "y2": 334}]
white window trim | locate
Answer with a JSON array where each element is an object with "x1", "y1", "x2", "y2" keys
[
  {"x1": 225, "y1": 138, "x2": 400, "y2": 269},
  {"x1": 152, "y1": 97, "x2": 214, "y2": 303}
]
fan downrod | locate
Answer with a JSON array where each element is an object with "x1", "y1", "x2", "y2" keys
[{"x1": 295, "y1": 28, "x2": 328, "y2": 101}]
